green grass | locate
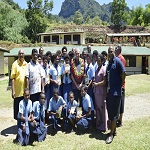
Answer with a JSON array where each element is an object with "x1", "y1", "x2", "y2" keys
[
  {"x1": 0, "y1": 80, "x2": 12, "y2": 108},
  {"x1": 0, "y1": 74, "x2": 149, "y2": 107},
  {"x1": 0, "y1": 74, "x2": 150, "y2": 149},
  {"x1": 0, "y1": 116, "x2": 149, "y2": 150},
  {"x1": 125, "y1": 74, "x2": 150, "y2": 96}
]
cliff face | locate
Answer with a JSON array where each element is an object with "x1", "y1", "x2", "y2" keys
[{"x1": 58, "y1": 0, "x2": 112, "y2": 22}]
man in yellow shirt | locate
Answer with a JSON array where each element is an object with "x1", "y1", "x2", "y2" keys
[{"x1": 11, "y1": 49, "x2": 27, "y2": 120}]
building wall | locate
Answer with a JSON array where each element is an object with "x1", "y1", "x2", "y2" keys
[
  {"x1": 125, "y1": 56, "x2": 142, "y2": 75},
  {"x1": 0, "y1": 52, "x2": 4, "y2": 75},
  {"x1": 8, "y1": 57, "x2": 15, "y2": 75},
  {"x1": 148, "y1": 56, "x2": 150, "y2": 74},
  {"x1": 40, "y1": 33, "x2": 85, "y2": 45}
]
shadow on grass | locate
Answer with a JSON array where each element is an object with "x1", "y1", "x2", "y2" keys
[
  {"x1": 88, "y1": 129, "x2": 108, "y2": 141},
  {"x1": 1, "y1": 125, "x2": 17, "y2": 137}
]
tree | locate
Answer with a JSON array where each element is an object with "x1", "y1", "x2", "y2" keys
[
  {"x1": 92, "y1": 16, "x2": 102, "y2": 25},
  {"x1": 131, "y1": 6, "x2": 144, "y2": 26},
  {"x1": 111, "y1": 0, "x2": 127, "y2": 26},
  {"x1": 143, "y1": 4, "x2": 150, "y2": 26},
  {"x1": 25, "y1": 0, "x2": 53, "y2": 43},
  {"x1": 0, "y1": 1, "x2": 29, "y2": 43},
  {"x1": 73, "y1": 10, "x2": 83, "y2": 25}
]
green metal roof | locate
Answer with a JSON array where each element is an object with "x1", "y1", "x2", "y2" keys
[{"x1": 4, "y1": 46, "x2": 150, "y2": 56}]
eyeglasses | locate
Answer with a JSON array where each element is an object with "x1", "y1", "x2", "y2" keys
[
  {"x1": 108, "y1": 51, "x2": 114, "y2": 53},
  {"x1": 69, "y1": 97, "x2": 74, "y2": 98}
]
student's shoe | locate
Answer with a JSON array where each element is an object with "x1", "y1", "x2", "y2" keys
[
  {"x1": 13, "y1": 138, "x2": 18, "y2": 144},
  {"x1": 117, "y1": 120, "x2": 122, "y2": 127},
  {"x1": 105, "y1": 135, "x2": 114, "y2": 144}
]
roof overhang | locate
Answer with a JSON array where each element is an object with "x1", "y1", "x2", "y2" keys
[
  {"x1": 0, "y1": 47, "x2": 9, "y2": 53},
  {"x1": 4, "y1": 46, "x2": 150, "y2": 57},
  {"x1": 37, "y1": 31, "x2": 85, "y2": 36},
  {"x1": 106, "y1": 33, "x2": 150, "y2": 37}
]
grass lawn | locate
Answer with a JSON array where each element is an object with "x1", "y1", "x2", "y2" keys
[
  {"x1": 0, "y1": 74, "x2": 150, "y2": 149},
  {"x1": 125, "y1": 74, "x2": 150, "y2": 97},
  {"x1": 0, "y1": 80, "x2": 12, "y2": 108},
  {"x1": 0, "y1": 116, "x2": 150, "y2": 150},
  {"x1": 1, "y1": 74, "x2": 150, "y2": 107}
]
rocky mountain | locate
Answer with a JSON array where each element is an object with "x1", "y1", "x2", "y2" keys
[{"x1": 59, "y1": 0, "x2": 112, "y2": 23}]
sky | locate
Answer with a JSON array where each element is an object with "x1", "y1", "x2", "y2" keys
[{"x1": 13, "y1": 0, "x2": 150, "y2": 15}]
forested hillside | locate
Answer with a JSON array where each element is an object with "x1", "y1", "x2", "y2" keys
[{"x1": 0, "y1": 0, "x2": 150, "y2": 45}]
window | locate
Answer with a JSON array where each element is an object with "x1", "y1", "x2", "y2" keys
[{"x1": 124, "y1": 56, "x2": 136, "y2": 67}]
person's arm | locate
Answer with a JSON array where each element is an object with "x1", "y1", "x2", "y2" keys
[
  {"x1": 11, "y1": 79, "x2": 15, "y2": 99},
  {"x1": 82, "y1": 107, "x2": 91, "y2": 117},
  {"x1": 93, "y1": 76, "x2": 106, "y2": 87},
  {"x1": 122, "y1": 71, "x2": 126, "y2": 86},
  {"x1": 41, "y1": 77, "x2": 45, "y2": 93},
  {"x1": 20, "y1": 113, "x2": 26, "y2": 122}
]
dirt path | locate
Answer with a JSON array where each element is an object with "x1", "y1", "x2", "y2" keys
[{"x1": 0, "y1": 93, "x2": 150, "y2": 140}]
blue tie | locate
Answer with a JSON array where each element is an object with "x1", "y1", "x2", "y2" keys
[
  {"x1": 85, "y1": 65, "x2": 89, "y2": 75},
  {"x1": 40, "y1": 105, "x2": 43, "y2": 127},
  {"x1": 25, "y1": 102, "x2": 29, "y2": 135}
]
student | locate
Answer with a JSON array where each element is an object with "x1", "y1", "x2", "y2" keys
[
  {"x1": 42, "y1": 56, "x2": 50, "y2": 110},
  {"x1": 49, "y1": 53, "x2": 62, "y2": 97},
  {"x1": 30, "y1": 93, "x2": 47, "y2": 142},
  {"x1": 16, "y1": 88, "x2": 32, "y2": 146},
  {"x1": 76, "y1": 85, "x2": 93, "y2": 132},
  {"x1": 61, "y1": 54, "x2": 72, "y2": 103},
  {"x1": 84, "y1": 54, "x2": 95, "y2": 100},
  {"x1": 48, "y1": 88, "x2": 66, "y2": 132},
  {"x1": 64, "y1": 92, "x2": 78, "y2": 131}
]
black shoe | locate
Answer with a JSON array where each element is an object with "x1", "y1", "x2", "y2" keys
[
  {"x1": 105, "y1": 135, "x2": 114, "y2": 144},
  {"x1": 117, "y1": 120, "x2": 122, "y2": 127},
  {"x1": 13, "y1": 138, "x2": 18, "y2": 144},
  {"x1": 113, "y1": 131, "x2": 117, "y2": 136}
]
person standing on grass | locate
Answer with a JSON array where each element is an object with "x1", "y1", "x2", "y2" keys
[
  {"x1": 115, "y1": 45, "x2": 126, "y2": 127},
  {"x1": 93, "y1": 54, "x2": 108, "y2": 132},
  {"x1": 16, "y1": 88, "x2": 32, "y2": 146},
  {"x1": 49, "y1": 53, "x2": 62, "y2": 98},
  {"x1": 26, "y1": 49, "x2": 44, "y2": 103},
  {"x1": 105, "y1": 46, "x2": 126, "y2": 144},
  {"x1": 11, "y1": 49, "x2": 27, "y2": 120},
  {"x1": 70, "y1": 48, "x2": 85, "y2": 107},
  {"x1": 61, "y1": 54, "x2": 72, "y2": 103}
]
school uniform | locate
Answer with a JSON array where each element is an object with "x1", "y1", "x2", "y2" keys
[
  {"x1": 30, "y1": 101, "x2": 47, "y2": 142},
  {"x1": 61, "y1": 64, "x2": 72, "y2": 103},
  {"x1": 42, "y1": 65, "x2": 51, "y2": 109},
  {"x1": 49, "y1": 64, "x2": 62, "y2": 98},
  {"x1": 17, "y1": 99, "x2": 32, "y2": 146},
  {"x1": 85, "y1": 63, "x2": 95, "y2": 100},
  {"x1": 64, "y1": 100, "x2": 78, "y2": 130},
  {"x1": 48, "y1": 96, "x2": 66, "y2": 130},
  {"x1": 76, "y1": 93, "x2": 93, "y2": 132}
]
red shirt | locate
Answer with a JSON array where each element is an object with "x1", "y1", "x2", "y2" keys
[{"x1": 118, "y1": 54, "x2": 126, "y2": 89}]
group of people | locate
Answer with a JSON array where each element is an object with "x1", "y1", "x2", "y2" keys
[{"x1": 11, "y1": 45, "x2": 126, "y2": 145}]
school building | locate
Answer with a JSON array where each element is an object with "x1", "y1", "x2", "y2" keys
[
  {"x1": 0, "y1": 47, "x2": 9, "y2": 77},
  {"x1": 37, "y1": 30, "x2": 85, "y2": 45},
  {"x1": 4, "y1": 46, "x2": 150, "y2": 75}
]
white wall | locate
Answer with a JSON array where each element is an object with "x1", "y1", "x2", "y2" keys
[
  {"x1": 125, "y1": 56, "x2": 142, "y2": 75},
  {"x1": 148, "y1": 56, "x2": 150, "y2": 75},
  {"x1": 0, "y1": 52, "x2": 4, "y2": 75},
  {"x1": 8, "y1": 57, "x2": 15, "y2": 75}
]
